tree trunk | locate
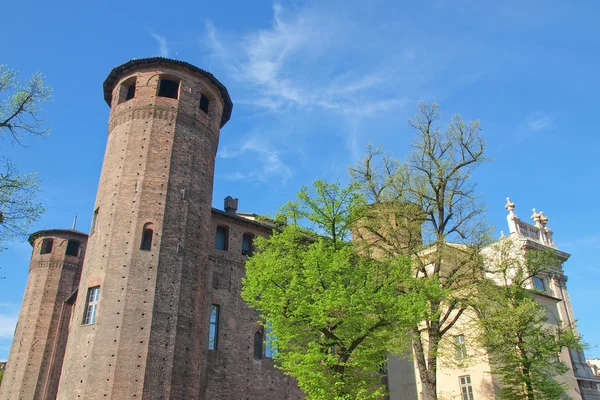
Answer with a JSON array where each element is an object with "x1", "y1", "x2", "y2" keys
[{"x1": 411, "y1": 328, "x2": 438, "y2": 400}]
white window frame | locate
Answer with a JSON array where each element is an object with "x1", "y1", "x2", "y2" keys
[
  {"x1": 459, "y1": 375, "x2": 474, "y2": 400},
  {"x1": 455, "y1": 334, "x2": 467, "y2": 360},
  {"x1": 83, "y1": 287, "x2": 100, "y2": 325}
]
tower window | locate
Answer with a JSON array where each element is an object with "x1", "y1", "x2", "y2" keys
[
  {"x1": 40, "y1": 238, "x2": 53, "y2": 254},
  {"x1": 459, "y1": 375, "x2": 474, "y2": 400},
  {"x1": 118, "y1": 78, "x2": 137, "y2": 103},
  {"x1": 215, "y1": 226, "x2": 228, "y2": 251},
  {"x1": 208, "y1": 304, "x2": 220, "y2": 350},
  {"x1": 199, "y1": 94, "x2": 209, "y2": 113},
  {"x1": 83, "y1": 286, "x2": 100, "y2": 325},
  {"x1": 140, "y1": 223, "x2": 154, "y2": 251},
  {"x1": 254, "y1": 330, "x2": 263, "y2": 360},
  {"x1": 242, "y1": 234, "x2": 253, "y2": 256},
  {"x1": 65, "y1": 240, "x2": 80, "y2": 257},
  {"x1": 158, "y1": 78, "x2": 179, "y2": 99},
  {"x1": 91, "y1": 207, "x2": 99, "y2": 235},
  {"x1": 455, "y1": 334, "x2": 467, "y2": 360}
]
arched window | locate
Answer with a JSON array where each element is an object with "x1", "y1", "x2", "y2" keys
[
  {"x1": 140, "y1": 223, "x2": 154, "y2": 251},
  {"x1": 65, "y1": 240, "x2": 80, "y2": 257},
  {"x1": 215, "y1": 226, "x2": 228, "y2": 251},
  {"x1": 158, "y1": 77, "x2": 180, "y2": 99},
  {"x1": 118, "y1": 77, "x2": 136, "y2": 104},
  {"x1": 253, "y1": 330, "x2": 263, "y2": 360},
  {"x1": 242, "y1": 234, "x2": 253, "y2": 256}
]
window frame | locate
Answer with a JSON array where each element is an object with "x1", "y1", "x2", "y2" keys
[
  {"x1": 65, "y1": 240, "x2": 80, "y2": 257},
  {"x1": 140, "y1": 223, "x2": 154, "y2": 251},
  {"x1": 242, "y1": 233, "x2": 253, "y2": 256},
  {"x1": 215, "y1": 226, "x2": 229, "y2": 251},
  {"x1": 157, "y1": 77, "x2": 180, "y2": 99},
  {"x1": 459, "y1": 375, "x2": 474, "y2": 400},
  {"x1": 83, "y1": 286, "x2": 100, "y2": 325},
  {"x1": 455, "y1": 334, "x2": 467, "y2": 360},
  {"x1": 533, "y1": 276, "x2": 546, "y2": 291},
  {"x1": 208, "y1": 304, "x2": 220, "y2": 350},
  {"x1": 40, "y1": 238, "x2": 54, "y2": 255},
  {"x1": 118, "y1": 77, "x2": 137, "y2": 104}
]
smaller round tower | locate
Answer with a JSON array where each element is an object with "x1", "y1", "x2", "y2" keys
[{"x1": 0, "y1": 229, "x2": 87, "y2": 400}]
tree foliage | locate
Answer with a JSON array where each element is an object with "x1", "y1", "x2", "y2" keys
[
  {"x1": 0, "y1": 65, "x2": 50, "y2": 245},
  {"x1": 242, "y1": 180, "x2": 427, "y2": 400},
  {"x1": 349, "y1": 102, "x2": 490, "y2": 400},
  {"x1": 477, "y1": 239, "x2": 581, "y2": 400}
]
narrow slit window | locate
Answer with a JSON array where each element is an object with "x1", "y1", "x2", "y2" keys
[
  {"x1": 215, "y1": 226, "x2": 228, "y2": 251},
  {"x1": 65, "y1": 240, "x2": 80, "y2": 257},
  {"x1": 91, "y1": 207, "x2": 99, "y2": 235},
  {"x1": 242, "y1": 234, "x2": 253, "y2": 256},
  {"x1": 158, "y1": 78, "x2": 179, "y2": 99},
  {"x1": 253, "y1": 330, "x2": 263, "y2": 360},
  {"x1": 199, "y1": 94, "x2": 209, "y2": 113},
  {"x1": 208, "y1": 304, "x2": 220, "y2": 350},
  {"x1": 140, "y1": 224, "x2": 154, "y2": 251},
  {"x1": 83, "y1": 286, "x2": 100, "y2": 325},
  {"x1": 40, "y1": 238, "x2": 53, "y2": 254}
]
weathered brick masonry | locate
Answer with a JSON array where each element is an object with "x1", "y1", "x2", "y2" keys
[{"x1": 0, "y1": 58, "x2": 303, "y2": 400}]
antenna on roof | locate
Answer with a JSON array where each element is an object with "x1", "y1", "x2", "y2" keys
[{"x1": 72, "y1": 213, "x2": 78, "y2": 230}]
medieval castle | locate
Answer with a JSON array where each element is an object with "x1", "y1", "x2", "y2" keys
[{"x1": 0, "y1": 58, "x2": 598, "y2": 399}]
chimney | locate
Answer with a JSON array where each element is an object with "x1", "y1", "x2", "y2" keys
[{"x1": 224, "y1": 196, "x2": 238, "y2": 214}]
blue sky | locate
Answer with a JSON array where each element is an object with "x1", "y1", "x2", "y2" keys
[{"x1": 0, "y1": 0, "x2": 598, "y2": 361}]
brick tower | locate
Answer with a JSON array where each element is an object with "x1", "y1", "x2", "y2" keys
[
  {"x1": 0, "y1": 229, "x2": 87, "y2": 400},
  {"x1": 55, "y1": 58, "x2": 232, "y2": 399}
]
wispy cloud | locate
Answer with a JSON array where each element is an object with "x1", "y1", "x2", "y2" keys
[
  {"x1": 514, "y1": 111, "x2": 555, "y2": 142},
  {"x1": 218, "y1": 136, "x2": 292, "y2": 183},
  {"x1": 151, "y1": 33, "x2": 169, "y2": 57},
  {"x1": 205, "y1": 3, "x2": 407, "y2": 116}
]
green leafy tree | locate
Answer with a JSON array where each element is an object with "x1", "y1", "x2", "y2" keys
[
  {"x1": 350, "y1": 102, "x2": 490, "y2": 400},
  {"x1": 0, "y1": 65, "x2": 50, "y2": 245},
  {"x1": 477, "y1": 239, "x2": 581, "y2": 400},
  {"x1": 242, "y1": 180, "x2": 427, "y2": 400}
]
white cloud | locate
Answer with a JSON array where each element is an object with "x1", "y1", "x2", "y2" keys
[
  {"x1": 527, "y1": 112, "x2": 554, "y2": 132},
  {"x1": 218, "y1": 137, "x2": 292, "y2": 184},
  {"x1": 204, "y1": 3, "x2": 407, "y2": 116},
  {"x1": 151, "y1": 33, "x2": 169, "y2": 57},
  {"x1": 514, "y1": 111, "x2": 555, "y2": 142}
]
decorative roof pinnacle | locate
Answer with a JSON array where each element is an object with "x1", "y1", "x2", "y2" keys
[{"x1": 505, "y1": 197, "x2": 516, "y2": 215}]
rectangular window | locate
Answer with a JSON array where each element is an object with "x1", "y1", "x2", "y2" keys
[
  {"x1": 459, "y1": 375, "x2": 474, "y2": 400},
  {"x1": 533, "y1": 277, "x2": 546, "y2": 291},
  {"x1": 40, "y1": 238, "x2": 53, "y2": 254},
  {"x1": 65, "y1": 240, "x2": 80, "y2": 257},
  {"x1": 455, "y1": 334, "x2": 467, "y2": 360},
  {"x1": 242, "y1": 234, "x2": 253, "y2": 256},
  {"x1": 83, "y1": 287, "x2": 100, "y2": 325},
  {"x1": 215, "y1": 226, "x2": 228, "y2": 251},
  {"x1": 208, "y1": 304, "x2": 219, "y2": 350},
  {"x1": 158, "y1": 79, "x2": 179, "y2": 99},
  {"x1": 126, "y1": 82, "x2": 136, "y2": 100},
  {"x1": 265, "y1": 323, "x2": 277, "y2": 358},
  {"x1": 199, "y1": 94, "x2": 209, "y2": 113}
]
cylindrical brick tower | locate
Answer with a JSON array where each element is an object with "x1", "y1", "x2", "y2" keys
[
  {"x1": 56, "y1": 58, "x2": 232, "y2": 399},
  {"x1": 0, "y1": 229, "x2": 87, "y2": 400}
]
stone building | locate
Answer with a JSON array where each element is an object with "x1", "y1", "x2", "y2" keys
[{"x1": 0, "y1": 57, "x2": 598, "y2": 399}]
